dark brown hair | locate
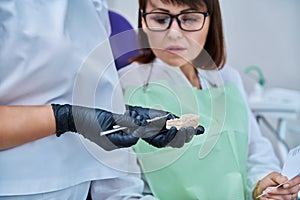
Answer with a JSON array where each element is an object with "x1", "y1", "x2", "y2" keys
[{"x1": 131, "y1": 0, "x2": 226, "y2": 70}]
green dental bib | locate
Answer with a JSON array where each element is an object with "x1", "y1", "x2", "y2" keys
[{"x1": 124, "y1": 82, "x2": 249, "y2": 200}]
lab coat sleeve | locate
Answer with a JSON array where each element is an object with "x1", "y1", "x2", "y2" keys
[
  {"x1": 222, "y1": 66, "x2": 281, "y2": 199},
  {"x1": 245, "y1": 114, "x2": 281, "y2": 199}
]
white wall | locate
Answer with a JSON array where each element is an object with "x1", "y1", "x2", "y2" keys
[
  {"x1": 220, "y1": 0, "x2": 300, "y2": 162},
  {"x1": 108, "y1": 0, "x2": 300, "y2": 93},
  {"x1": 220, "y1": 0, "x2": 300, "y2": 93}
]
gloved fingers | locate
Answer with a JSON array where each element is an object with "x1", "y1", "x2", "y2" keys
[
  {"x1": 185, "y1": 126, "x2": 196, "y2": 143},
  {"x1": 196, "y1": 125, "x2": 205, "y2": 135},
  {"x1": 86, "y1": 133, "x2": 119, "y2": 151},
  {"x1": 144, "y1": 133, "x2": 168, "y2": 148},
  {"x1": 130, "y1": 109, "x2": 138, "y2": 118},
  {"x1": 128, "y1": 105, "x2": 153, "y2": 120},
  {"x1": 165, "y1": 126, "x2": 177, "y2": 143},
  {"x1": 129, "y1": 110, "x2": 148, "y2": 126},
  {"x1": 113, "y1": 112, "x2": 130, "y2": 126},
  {"x1": 126, "y1": 106, "x2": 181, "y2": 138},
  {"x1": 140, "y1": 124, "x2": 204, "y2": 148},
  {"x1": 168, "y1": 127, "x2": 186, "y2": 148},
  {"x1": 131, "y1": 126, "x2": 147, "y2": 138},
  {"x1": 135, "y1": 115, "x2": 147, "y2": 126},
  {"x1": 130, "y1": 105, "x2": 175, "y2": 120},
  {"x1": 130, "y1": 119, "x2": 167, "y2": 138},
  {"x1": 143, "y1": 127, "x2": 177, "y2": 148},
  {"x1": 96, "y1": 111, "x2": 115, "y2": 131},
  {"x1": 168, "y1": 125, "x2": 205, "y2": 147},
  {"x1": 112, "y1": 112, "x2": 140, "y2": 129},
  {"x1": 167, "y1": 113, "x2": 178, "y2": 120},
  {"x1": 143, "y1": 112, "x2": 179, "y2": 137},
  {"x1": 147, "y1": 117, "x2": 166, "y2": 130},
  {"x1": 146, "y1": 107, "x2": 169, "y2": 119},
  {"x1": 106, "y1": 131, "x2": 139, "y2": 148}
]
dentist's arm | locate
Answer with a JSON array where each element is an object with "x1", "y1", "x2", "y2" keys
[
  {"x1": 0, "y1": 105, "x2": 204, "y2": 151},
  {"x1": 0, "y1": 104, "x2": 144, "y2": 151},
  {"x1": 0, "y1": 105, "x2": 56, "y2": 150}
]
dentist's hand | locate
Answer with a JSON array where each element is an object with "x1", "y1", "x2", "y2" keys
[
  {"x1": 126, "y1": 106, "x2": 205, "y2": 148},
  {"x1": 143, "y1": 125, "x2": 205, "y2": 148},
  {"x1": 52, "y1": 104, "x2": 143, "y2": 150},
  {"x1": 52, "y1": 104, "x2": 205, "y2": 150}
]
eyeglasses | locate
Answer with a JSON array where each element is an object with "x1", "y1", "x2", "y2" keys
[{"x1": 142, "y1": 11, "x2": 209, "y2": 32}]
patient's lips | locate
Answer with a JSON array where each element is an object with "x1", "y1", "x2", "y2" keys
[{"x1": 165, "y1": 45, "x2": 186, "y2": 54}]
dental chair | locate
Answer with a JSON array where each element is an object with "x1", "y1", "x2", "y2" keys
[{"x1": 108, "y1": 10, "x2": 140, "y2": 70}]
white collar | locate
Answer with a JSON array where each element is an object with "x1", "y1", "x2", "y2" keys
[{"x1": 152, "y1": 58, "x2": 223, "y2": 89}]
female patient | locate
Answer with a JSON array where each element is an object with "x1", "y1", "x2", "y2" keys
[{"x1": 118, "y1": 0, "x2": 300, "y2": 199}]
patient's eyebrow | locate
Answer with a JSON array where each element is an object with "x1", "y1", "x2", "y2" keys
[
  {"x1": 150, "y1": 8, "x2": 169, "y2": 12},
  {"x1": 148, "y1": 7, "x2": 197, "y2": 13}
]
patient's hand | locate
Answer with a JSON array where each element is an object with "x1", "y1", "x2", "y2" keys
[{"x1": 253, "y1": 172, "x2": 300, "y2": 200}]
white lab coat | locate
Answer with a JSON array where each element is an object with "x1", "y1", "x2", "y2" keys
[
  {"x1": 118, "y1": 59, "x2": 281, "y2": 199},
  {"x1": 0, "y1": 0, "x2": 151, "y2": 199}
]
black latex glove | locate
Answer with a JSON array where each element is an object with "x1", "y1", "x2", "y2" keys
[
  {"x1": 127, "y1": 106, "x2": 205, "y2": 148},
  {"x1": 103, "y1": 106, "x2": 179, "y2": 148},
  {"x1": 52, "y1": 104, "x2": 141, "y2": 150},
  {"x1": 126, "y1": 105, "x2": 177, "y2": 138},
  {"x1": 105, "y1": 131, "x2": 138, "y2": 149},
  {"x1": 52, "y1": 104, "x2": 204, "y2": 150},
  {"x1": 143, "y1": 125, "x2": 205, "y2": 148}
]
